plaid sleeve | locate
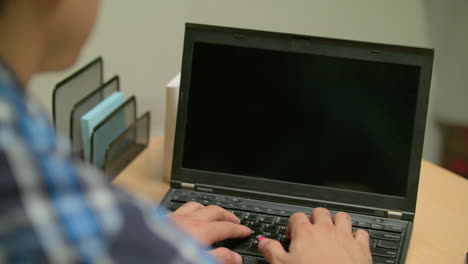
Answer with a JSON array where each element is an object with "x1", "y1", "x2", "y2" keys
[
  {"x1": 0, "y1": 68, "x2": 218, "y2": 264},
  {"x1": 73, "y1": 163, "x2": 219, "y2": 264}
]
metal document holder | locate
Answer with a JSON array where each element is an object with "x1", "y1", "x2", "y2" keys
[
  {"x1": 52, "y1": 58, "x2": 150, "y2": 179},
  {"x1": 104, "y1": 112, "x2": 150, "y2": 180}
]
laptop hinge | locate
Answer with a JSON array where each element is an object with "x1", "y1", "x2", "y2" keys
[
  {"x1": 181, "y1": 182, "x2": 196, "y2": 190},
  {"x1": 387, "y1": 210, "x2": 403, "y2": 220}
]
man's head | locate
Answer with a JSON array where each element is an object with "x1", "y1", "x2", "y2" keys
[
  {"x1": 40, "y1": 0, "x2": 102, "y2": 71},
  {"x1": 0, "y1": 0, "x2": 101, "y2": 79}
]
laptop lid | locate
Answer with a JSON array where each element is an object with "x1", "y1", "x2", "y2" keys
[{"x1": 172, "y1": 24, "x2": 434, "y2": 220}]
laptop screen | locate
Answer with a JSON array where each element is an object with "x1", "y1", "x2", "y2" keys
[{"x1": 181, "y1": 41, "x2": 421, "y2": 198}]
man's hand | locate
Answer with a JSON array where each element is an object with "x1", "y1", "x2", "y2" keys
[
  {"x1": 169, "y1": 201, "x2": 251, "y2": 264},
  {"x1": 258, "y1": 208, "x2": 372, "y2": 264}
]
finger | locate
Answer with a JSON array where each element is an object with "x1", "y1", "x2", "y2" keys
[
  {"x1": 286, "y1": 212, "x2": 310, "y2": 239},
  {"x1": 333, "y1": 212, "x2": 352, "y2": 234},
  {"x1": 199, "y1": 221, "x2": 251, "y2": 245},
  {"x1": 310, "y1": 207, "x2": 333, "y2": 226},
  {"x1": 354, "y1": 229, "x2": 370, "y2": 250},
  {"x1": 209, "y1": 247, "x2": 243, "y2": 264},
  {"x1": 192, "y1": 205, "x2": 240, "y2": 223},
  {"x1": 172, "y1": 201, "x2": 204, "y2": 215},
  {"x1": 258, "y1": 238, "x2": 288, "y2": 263}
]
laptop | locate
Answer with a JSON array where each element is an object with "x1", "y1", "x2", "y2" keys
[{"x1": 160, "y1": 23, "x2": 434, "y2": 264}]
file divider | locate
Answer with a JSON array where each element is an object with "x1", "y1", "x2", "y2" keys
[
  {"x1": 70, "y1": 76, "x2": 120, "y2": 159},
  {"x1": 53, "y1": 57, "x2": 103, "y2": 138},
  {"x1": 90, "y1": 96, "x2": 137, "y2": 169},
  {"x1": 104, "y1": 112, "x2": 151, "y2": 180}
]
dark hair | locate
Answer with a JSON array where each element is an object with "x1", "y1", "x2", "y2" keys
[{"x1": 0, "y1": 0, "x2": 5, "y2": 13}]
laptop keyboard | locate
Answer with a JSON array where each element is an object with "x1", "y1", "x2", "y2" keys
[{"x1": 167, "y1": 190, "x2": 407, "y2": 264}]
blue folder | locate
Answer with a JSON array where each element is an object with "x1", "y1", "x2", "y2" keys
[
  {"x1": 90, "y1": 97, "x2": 136, "y2": 169},
  {"x1": 81, "y1": 92, "x2": 125, "y2": 162}
]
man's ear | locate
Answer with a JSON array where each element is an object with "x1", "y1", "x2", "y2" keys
[{"x1": 25, "y1": 0, "x2": 62, "y2": 17}]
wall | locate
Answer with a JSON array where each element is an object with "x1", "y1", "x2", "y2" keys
[
  {"x1": 29, "y1": 0, "x2": 468, "y2": 164},
  {"x1": 422, "y1": 0, "x2": 468, "y2": 162}
]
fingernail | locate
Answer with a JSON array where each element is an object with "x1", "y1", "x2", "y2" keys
[
  {"x1": 257, "y1": 236, "x2": 265, "y2": 241},
  {"x1": 234, "y1": 252, "x2": 243, "y2": 264}
]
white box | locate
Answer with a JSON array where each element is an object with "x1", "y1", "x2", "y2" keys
[{"x1": 163, "y1": 73, "x2": 180, "y2": 182}]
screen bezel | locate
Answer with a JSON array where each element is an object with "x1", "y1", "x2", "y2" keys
[{"x1": 172, "y1": 23, "x2": 434, "y2": 214}]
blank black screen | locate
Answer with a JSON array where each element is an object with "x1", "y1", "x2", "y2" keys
[{"x1": 182, "y1": 42, "x2": 421, "y2": 197}]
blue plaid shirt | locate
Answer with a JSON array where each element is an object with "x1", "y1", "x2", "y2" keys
[{"x1": 0, "y1": 63, "x2": 218, "y2": 264}]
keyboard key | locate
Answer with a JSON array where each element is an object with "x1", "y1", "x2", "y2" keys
[
  {"x1": 249, "y1": 222, "x2": 264, "y2": 231},
  {"x1": 229, "y1": 245, "x2": 263, "y2": 258},
  {"x1": 225, "y1": 203, "x2": 239, "y2": 209},
  {"x1": 278, "y1": 234, "x2": 289, "y2": 243},
  {"x1": 371, "y1": 248, "x2": 398, "y2": 258},
  {"x1": 241, "y1": 220, "x2": 251, "y2": 226},
  {"x1": 263, "y1": 224, "x2": 279, "y2": 233},
  {"x1": 266, "y1": 208, "x2": 279, "y2": 215},
  {"x1": 213, "y1": 196, "x2": 225, "y2": 202},
  {"x1": 180, "y1": 196, "x2": 191, "y2": 202},
  {"x1": 239, "y1": 204, "x2": 253, "y2": 211},
  {"x1": 223, "y1": 238, "x2": 236, "y2": 244},
  {"x1": 251, "y1": 230, "x2": 262, "y2": 237},
  {"x1": 244, "y1": 213, "x2": 260, "y2": 221},
  {"x1": 233, "y1": 211, "x2": 245, "y2": 219},
  {"x1": 357, "y1": 221, "x2": 371, "y2": 228},
  {"x1": 245, "y1": 246, "x2": 262, "y2": 257},
  {"x1": 174, "y1": 190, "x2": 190, "y2": 196},
  {"x1": 373, "y1": 218, "x2": 384, "y2": 224},
  {"x1": 369, "y1": 239, "x2": 377, "y2": 248},
  {"x1": 167, "y1": 201, "x2": 183, "y2": 210},
  {"x1": 171, "y1": 195, "x2": 181, "y2": 201},
  {"x1": 352, "y1": 220, "x2": 358, "y2": 226},
  {"x1": 372, "y1": 256, "x2": 396, "y2": 264},
  {"x1": 261, "y1": 231, "x2": 278, "y2": 239},
  {"x1": 371, "y1": 224, "x2": 384, "y2": 230},
  {"x1": 371, "y1": 231, "x2": 401, "y2": 241},
  {"x1": 251, "y1": 238, "x2": 259, "y2": 247},
  {"x1": 377, "y1": 240, "x2": 399, "y2": 250},
  {"x1": 241, "y1": 255, "x2": 262, "y2": 264},
  {"x1": 215, "y1": 240, "x2": 232, "y2": 248},
  {"x1": 278, "y1": 225, "x2": 287, "y2": 234},
  {"x1": 230, "y1": 198, "x2": 242, "y2": 203},
  {"x1": 238, "y1": 237, "x2": 253, "y2": 246},
  {"x1": 253, "y1": 207, "x2": 266, "y2": 213},
  {"x1": 279, "y1": 210, "x2": 294, "y2": 217},
  {"x1": 384, "y1": 226, "x2": 403, "y2": 233},
  {"x1": 275, "y1": 217, "x2": 289, "y2": 225},
  {"x1": 259, "y1": 215, "x2": 275, "y2": 224},
  {"x1": 200, "y1": 195, "x2": 213, "y2": 200}
]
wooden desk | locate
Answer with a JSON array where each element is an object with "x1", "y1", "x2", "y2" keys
[{"x1": 114, "y1": 136, "x2": 468, "y2": 264}]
